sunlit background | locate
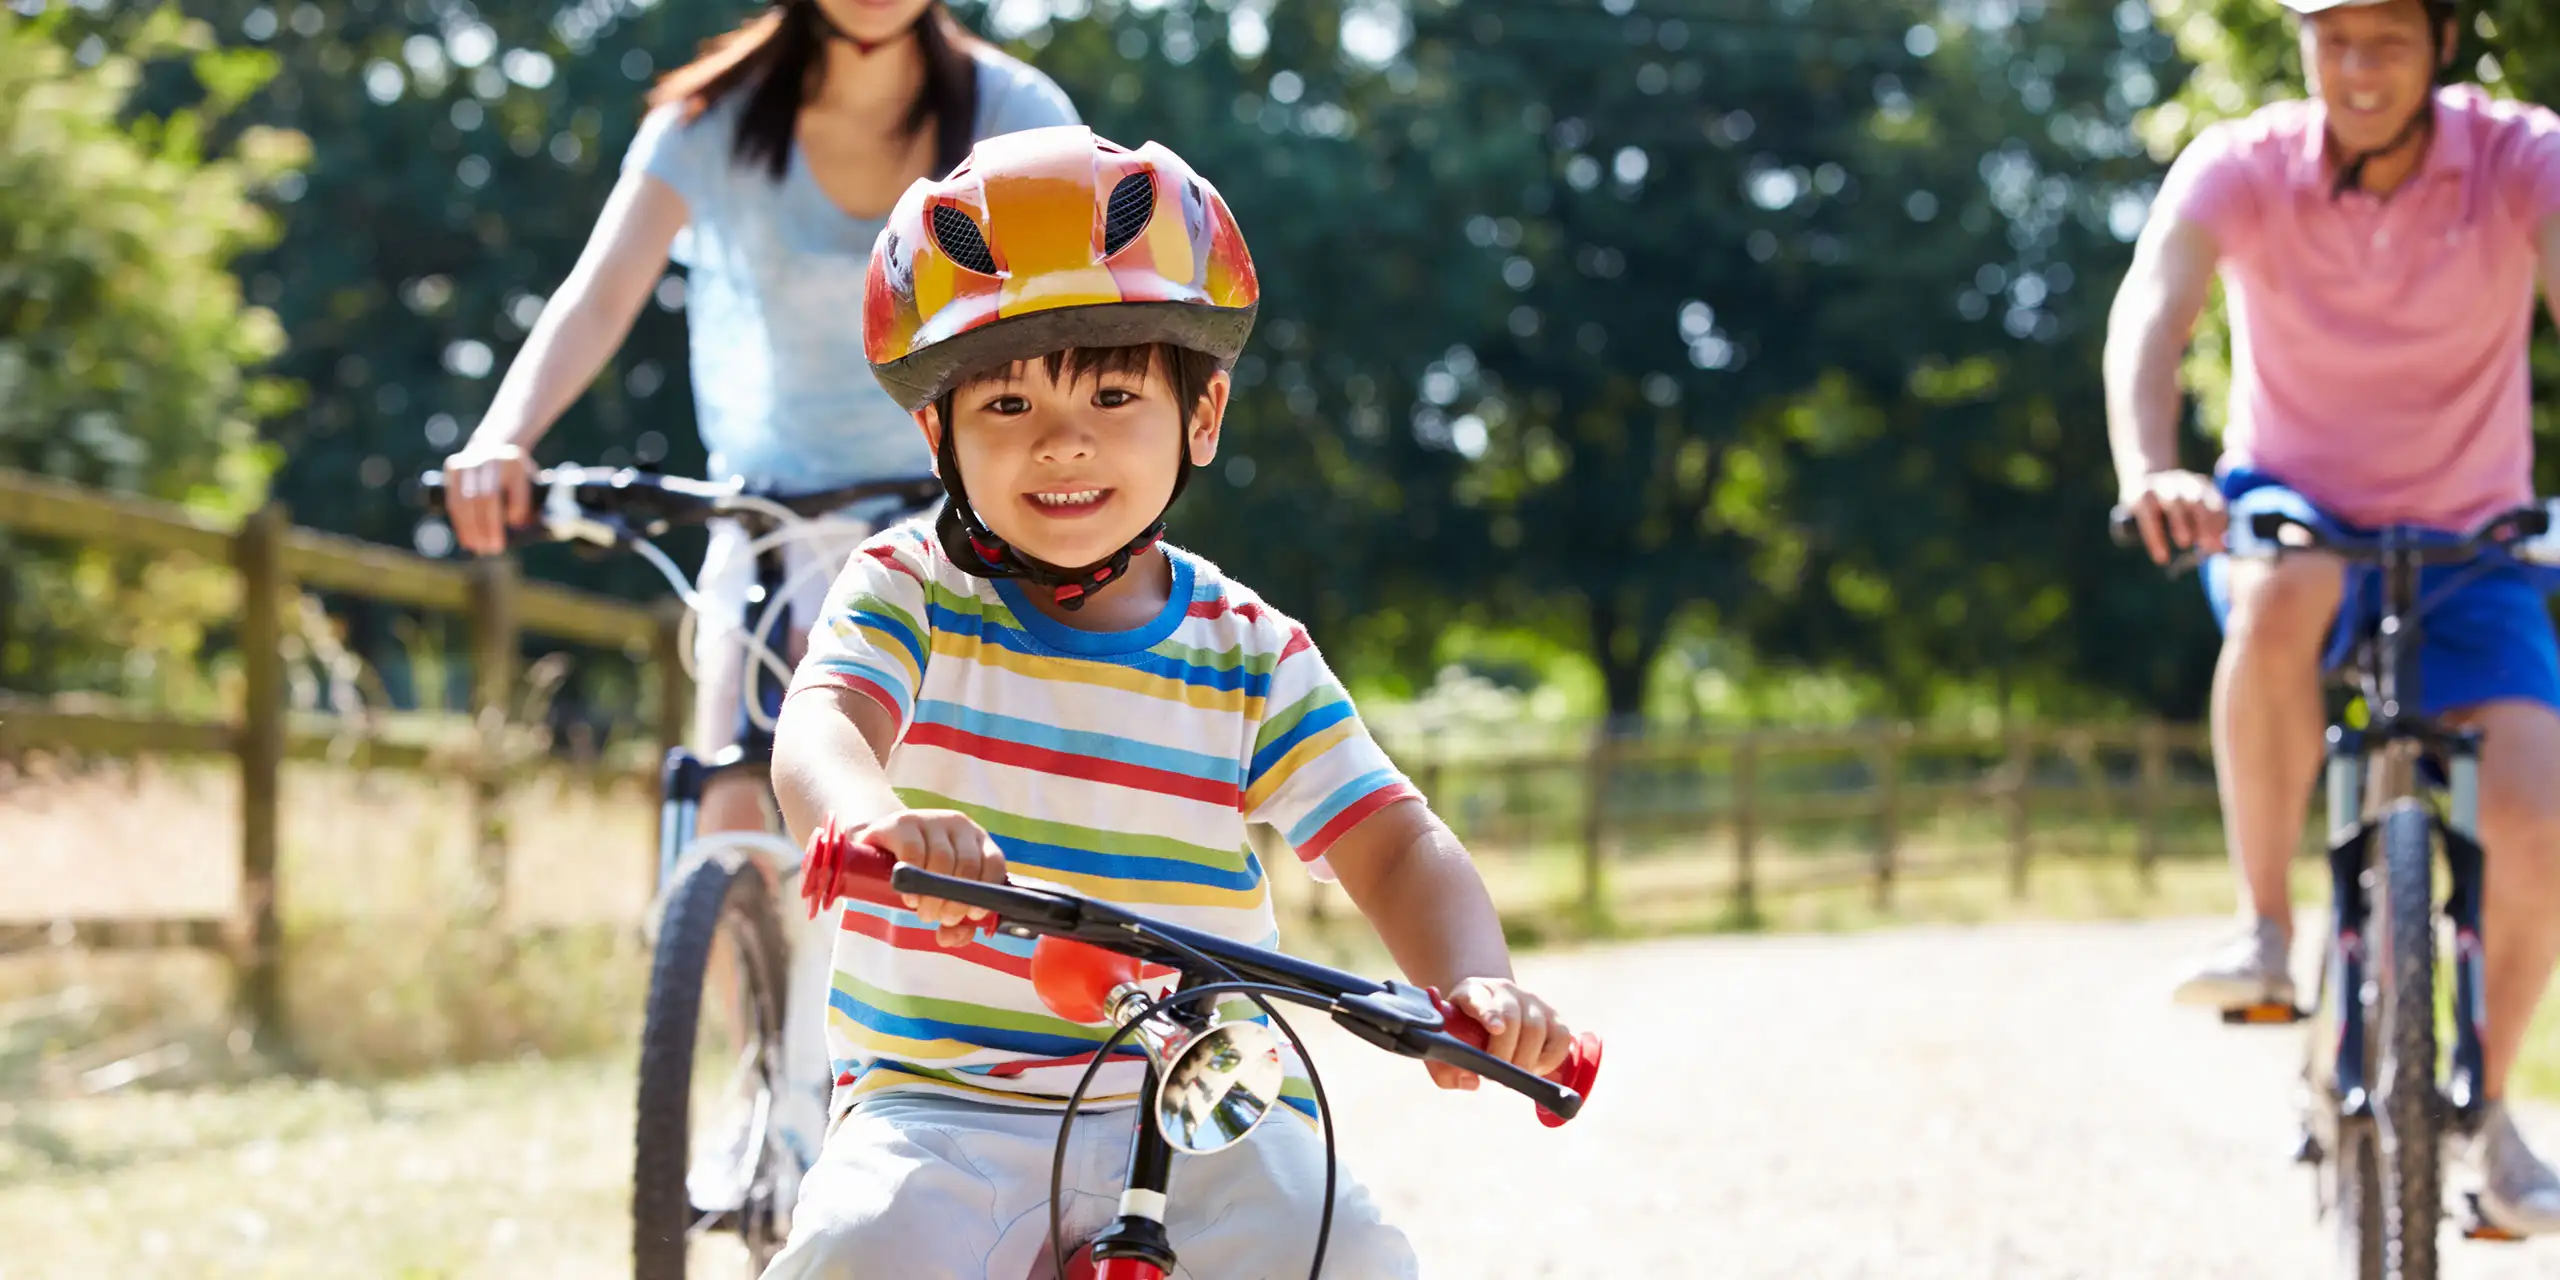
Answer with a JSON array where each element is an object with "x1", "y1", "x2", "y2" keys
[{"x1": 7, "y1": 0, "x2": 2560, "y2": 1274}]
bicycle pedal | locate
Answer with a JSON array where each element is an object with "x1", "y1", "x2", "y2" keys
[
  {"x1": 2463, "y1": 1193, "x2": 2528, "y2": 1243},
  {"x1": 2220, "y1": 1001, "x2": 2308, "y2": 1025}
]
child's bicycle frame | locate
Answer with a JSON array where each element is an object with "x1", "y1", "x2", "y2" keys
[
  {"x1": 799, "y1": 832, "x2": 1604, "y2": 1280},
  {"x1": 2114, "y1": 498, "x2": 2559, "y2": 1280},
  {"x1": 425, "y1": 463, "x2": 943, "y2": 1279}
]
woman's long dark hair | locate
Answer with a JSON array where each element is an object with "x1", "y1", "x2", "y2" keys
[{"x1": 648, "y1": 0, "x2": 981, "y2": 181}]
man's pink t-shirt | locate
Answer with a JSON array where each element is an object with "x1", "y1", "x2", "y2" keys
[{"x1": 2158, "y1": 84, "x2": 2560, "y2": 530}]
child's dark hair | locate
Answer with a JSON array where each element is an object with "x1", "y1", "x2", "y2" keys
[
  {"x1": 933, "y1": 343, "x2": 1224, "y2": 429},
  {"x1": 649, "y1": 1, "x2": 980, "y2": 180}
]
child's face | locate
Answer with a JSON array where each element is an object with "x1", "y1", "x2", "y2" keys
[{"x1": 934, "y1": 351, "x2": 1228, "y2": 572}]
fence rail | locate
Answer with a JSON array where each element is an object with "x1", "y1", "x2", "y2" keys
[
  {"x1": 0, "y1": 468, "x2": 686, "y2": 1052},
  {"x1": 1361, "y1": 717, "x2": 2222, "y2": 931},
  {"x1": 2, "y1": 467, "x2": 2230, "y2": 1054}
]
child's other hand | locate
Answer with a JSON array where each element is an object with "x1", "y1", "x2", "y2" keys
[
  {"x1": 1428, "y1": 977, "x2": 1573, "y2": 1093},
  {"x1": 858, "y1": 809, "x2": 1008, "y2": 947}
]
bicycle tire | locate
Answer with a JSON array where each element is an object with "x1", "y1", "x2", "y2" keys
[
  {"x1": 633, "y1": 848, "x2": 791, "y2": 1280},
  {"x1": 2374, "y1": 802, "x2": 2441, "y2": 1278}
]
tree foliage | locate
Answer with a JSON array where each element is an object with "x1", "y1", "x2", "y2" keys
[{"x1": 0, "y1": 7, "x2": 301, "y2": 699}]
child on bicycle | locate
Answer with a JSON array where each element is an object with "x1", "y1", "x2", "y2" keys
[{"x1": 763, "y1": 124, "x2": 1579, "y2": 1277}]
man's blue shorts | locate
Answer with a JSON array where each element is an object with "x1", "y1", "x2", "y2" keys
[{"x1": 2201, "y1": 467, "x2": 2560, "y2": 718}]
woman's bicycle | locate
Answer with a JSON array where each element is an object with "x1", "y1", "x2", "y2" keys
[
  {"x1": 425, "y1": 463, "x2": 942, "y2": 1278},
  {"x1": 797, "y1": 824, "x2": 1604, "y2": 1280},
  {"x1": 2113, "y1": 498, "x2": 2559, "y2": 1280}
]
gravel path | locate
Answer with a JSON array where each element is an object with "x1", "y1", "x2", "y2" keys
[{"x1": 1294, "y1": 917, "x2": 2560, "y2": 1279}]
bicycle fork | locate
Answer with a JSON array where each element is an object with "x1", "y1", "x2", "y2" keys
[{"x1": 2307, "y1": 729, "x2": 2498, "y2": 1214}]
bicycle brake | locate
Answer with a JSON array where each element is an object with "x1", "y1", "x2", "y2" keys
[{"x1": 1327, "y1": 981, "x2": 1442, "y2": 1052}]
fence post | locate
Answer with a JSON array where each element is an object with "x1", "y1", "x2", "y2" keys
[
  {"x1": 232, "y1": 503, "x2": 289, "y2": 1057},
  {"x1": 1580, "y1": 727, "x2": 1617, "y2": 931},
  {"x1": 2006, "y1": 724, "x2": 2034, "y2": 900},
  {"x1": 1731, "y1": 732, "x2": 1759, "y2": 924},
  {"x1": 2137, "y1": 717, "x2": 2169, "y2": 892},
  {"x1": 1872, "y1": 725, "x2": 1904, "y2": 909},
  {"x1": 468, "y1": 555, "x2": 521, "y2": 912}
]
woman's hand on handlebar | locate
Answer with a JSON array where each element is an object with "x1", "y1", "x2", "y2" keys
[
  {"x1": 812, "y1": 809, "x2": 1006, "y2": 946},
  {"x1": 1427, "y1": 977, "x2": 1573, "y2": 1093},
  {"x1": 2118, "y1": 469, "x2": 2226, "y2": 566},
  {"x1": 440, "y1": 439, "x2": 536, "y2": 556}
]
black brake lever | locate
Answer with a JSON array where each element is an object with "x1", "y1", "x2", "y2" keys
[
  {"x1": 2107, "y1": 505, "x2": 2210, "y2": 578},
  {"x1": 1325, "y1": 982, "x2": 1585, "y2": 1120},
  {"x1": 1411, "y1": 1033, "x2": 1584, "y2": 1121}
]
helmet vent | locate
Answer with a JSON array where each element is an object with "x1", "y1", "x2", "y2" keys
[
  {"x1": 930, "y1": 205, "x2": 999, "y2": 275},
  {"x1": 1102, "y1": 172, "x2": 1156, "y2": 257}
]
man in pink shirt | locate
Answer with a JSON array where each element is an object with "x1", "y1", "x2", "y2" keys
[{"x1": 2106, "y1": 0, "x2": 2560, "y2": 1233}]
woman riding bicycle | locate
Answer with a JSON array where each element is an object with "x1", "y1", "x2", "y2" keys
[{"x1": 436, "y1": 0, "x2": 1077, "y2": 1202}]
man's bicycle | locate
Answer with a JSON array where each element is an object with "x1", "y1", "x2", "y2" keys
[
  {"x1": 2114, "y1": 499, "x2": 2559, "y2": 1280},
  {"x1": 425, "y1": 463, "x2": 942, "y2": 1278},
  {"x1": 797, "y1": 825, "x2": 1604, "y2": 1280}
]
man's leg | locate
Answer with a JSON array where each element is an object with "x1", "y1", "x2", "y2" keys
[
  {"x1": 2448, "y1": 699, "x2": 2560, "y2": 1231},
  {"x1": 2175, "y1": 551, "x2": 2343, "y2": 1006},
  {"x1": 2461, "y1": 700, "x2": 2560, "y2": 1100}
]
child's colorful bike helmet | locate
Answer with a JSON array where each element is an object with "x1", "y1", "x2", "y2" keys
[{"x1": 864, "y1": 125, "x2": 1260, "y2": 607}]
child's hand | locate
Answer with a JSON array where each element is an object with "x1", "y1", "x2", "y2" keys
[
  {"x1": 1428, "y1": 977, "x2": 1574, "y2": 1093},
  {"x1": 855, "y1": 809, "x2": 1008, "y2": 948}
]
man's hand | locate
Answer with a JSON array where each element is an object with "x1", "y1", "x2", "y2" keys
[
  {"x1": 2120, "y1": 468, "x2": 2227, "y2": 566},
  {"x1": 1426, "y1": 976, "x2": 1574, "y2": 1092},
  {"x1": 826, "y1": 809, "x2": 1007, "y2": 947}
]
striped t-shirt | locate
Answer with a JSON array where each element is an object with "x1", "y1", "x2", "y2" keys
[{"x1": 786, "y1": 524, "x2": 1419, "y2": 1118}]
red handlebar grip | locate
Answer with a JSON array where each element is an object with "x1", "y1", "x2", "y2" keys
[
  {"x1": 1428, "y1": 988, "x2": 1602, "y2": 1128},
  {"x1": 802, "y1": 817, "x2": 905, "y2": 918}
]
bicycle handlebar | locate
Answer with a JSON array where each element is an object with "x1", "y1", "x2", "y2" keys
[
  {"x1": 803, "y1": 834, "x2": 1599, "y2": 1126},
  {"x1": 2108, "y1": 501, "x2": 2558, "y2": 569},
  {"x1": 419, "y1": 464, "x2": 943, "y2": 549}
]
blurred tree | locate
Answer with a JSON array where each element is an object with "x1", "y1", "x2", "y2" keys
[
  {"x1": 12, "y1": 0, "x2": 2271, "y2": 729},
  {"x1": 1345, "y1": 0, "x2": 2206, "y2": 722},
  {"x1": 0, "y1": 6, "x2": 302, "y2": 701}
]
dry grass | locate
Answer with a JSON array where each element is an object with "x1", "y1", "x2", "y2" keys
[{"x1": 3, "y1": 758, "x2": 657, "y2": 1085}]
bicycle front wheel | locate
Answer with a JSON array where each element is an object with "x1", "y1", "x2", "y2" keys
[
  {"x1": 2374, "y1": 802, "x2": 2442, "y2": 1278},
  {"x1": 633, "y1": 846, "x2": 792, "y2": 1280}
]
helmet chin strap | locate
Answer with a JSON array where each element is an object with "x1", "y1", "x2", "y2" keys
[
  {"x1": 2331, "y1": 100, "x2": 2437, "y2": 201},
  {"x1": 931, "y1": 421, "x2": 1192, "y2": 612}
]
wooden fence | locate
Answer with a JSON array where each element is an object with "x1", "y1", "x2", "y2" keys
[
  {"x1": 1, "y1": 467, "x2": 2232, "y2": 1049},
  {"x1": 0, "y1": 468, "x2": 688, "y2": 1051},
  {"x1": 1353, "y1": 719, "x2": 2220, "y2": 933}
]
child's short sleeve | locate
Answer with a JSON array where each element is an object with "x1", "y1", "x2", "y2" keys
[
  {"x1": 787, "y1": 528, "x2": 937, "y2": 738},
  {"x1": 1240, "y1": 624, "x2": 1421, "y2": 881}
]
